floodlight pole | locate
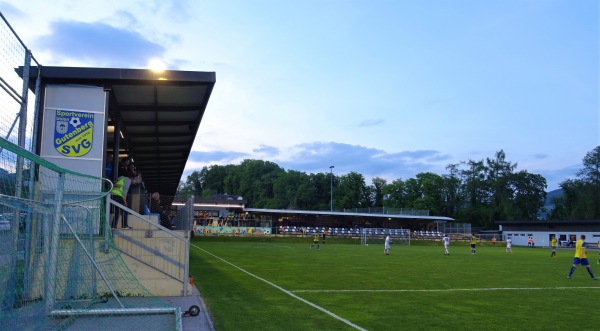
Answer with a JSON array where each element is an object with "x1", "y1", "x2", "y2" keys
[{"x1": 329, "y1": 165, "x2": 334, "y2": 211}]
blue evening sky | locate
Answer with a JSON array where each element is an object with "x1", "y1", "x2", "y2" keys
[{"x1": 2, "y1": 0, "x2": 598, "y2": 190}]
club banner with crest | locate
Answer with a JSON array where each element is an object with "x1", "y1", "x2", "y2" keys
[
  {"x1": 53, "y1": 110, "x2": 95, "y2": 157},
  {"x1": 40, "y1": 85, "x2": 106, "y2": 178}
]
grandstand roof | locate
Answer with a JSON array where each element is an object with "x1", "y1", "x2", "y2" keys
[
  {"x1": 245, "y1": 208, "x2": 454, "y2": 222},
  {"x1": 496, "y1": 220, "x2": 600, "y2": 225},
  {"x1": 497, "y1": 220, "x2": 600, "y2": 231},
  {"x1": 20, "y1": 66, "x2": 216, "y2": 197}
]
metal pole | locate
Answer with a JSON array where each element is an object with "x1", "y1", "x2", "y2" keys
[
  {"x1": 24, "y1": 62, "x2": 42, "y2": 294},
  {"x1": 46, "y1": 173, "x2": 64, "y2": 314},
  {"x1": 2, "y1": 47, "x2": 29, "y2": 306},
  {"x1": 329, "y1": 166, "x2": 334, "y2": 211},
  {"x1": 183, "y1": 195, "x2": 193, "y2": 296},
  {"x1": 104, "y1": 195, "x2": 111, "y2": 253},
  {"x1": 113, "y1": 118, "x2": 121, "y2": 178}
]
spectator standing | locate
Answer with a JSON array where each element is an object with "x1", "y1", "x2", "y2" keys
[
  {"x1": 118, "y1": 158, "x2": 128, "y2": 177},
  {"x1": 151, "y1": 192, "x2": 174, "y2": 229},
  {"x1": 111, "y1": 170, "x2": 135, "y2": 229}
]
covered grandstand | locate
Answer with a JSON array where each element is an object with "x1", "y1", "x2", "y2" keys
[{"x1": 246, "y1": 207, "x2": 452, "y2": 234}]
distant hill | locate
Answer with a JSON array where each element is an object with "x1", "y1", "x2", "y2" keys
[
  {"x1": 541, "y1": 188, "x2": 563, "y2": 219},
  {"x1": 545, "y1": 189, "x2": 563, "y2": 206}
]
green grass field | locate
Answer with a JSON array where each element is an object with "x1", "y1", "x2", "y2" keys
[{"x1": 189, "y1": 237, "x2": 600, "y2": 331}]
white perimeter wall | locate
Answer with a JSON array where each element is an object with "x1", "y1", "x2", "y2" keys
[{"x1": 502, "y1": 230, "x2": 600, "y2": 247}]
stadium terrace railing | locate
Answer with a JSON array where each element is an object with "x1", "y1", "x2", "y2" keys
[{"x1": 108, "y1": 197, "x2": 191, "y2": 297}]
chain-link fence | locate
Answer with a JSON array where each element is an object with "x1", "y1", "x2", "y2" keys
[
  {"x1": 442, "y1": 222, "x2": 472, "y2": 235},
  {"x1": 134, "y1": 194, "x2": 194, "y2": 231},
  {"x1": 0, "y1": 12, "x2": 38, "y2": 154}
]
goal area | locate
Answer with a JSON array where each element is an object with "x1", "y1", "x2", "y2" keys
[{"x1": 360, "y1": 228, "x2": 411, "y2": 246}]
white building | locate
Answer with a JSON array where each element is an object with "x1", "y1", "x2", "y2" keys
[{"x1": 497, "y1": 220, "x2": 600, "y2": 247}]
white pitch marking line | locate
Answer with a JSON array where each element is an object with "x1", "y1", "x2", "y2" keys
[
  {"x1": 290, "y1": 287, "x2": 600, "y2": 293},
  {"x1": 191, "y1": 243, "x2": 367, "y2": 331}
]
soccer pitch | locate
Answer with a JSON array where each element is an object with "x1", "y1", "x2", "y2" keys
[{"x1": 189, "y1": 237, "x2": 600, "y2": 331}]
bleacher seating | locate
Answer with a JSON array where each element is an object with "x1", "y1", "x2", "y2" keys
[{"x1": 277, "y1": 226, "x2": 438, "y2": 240}]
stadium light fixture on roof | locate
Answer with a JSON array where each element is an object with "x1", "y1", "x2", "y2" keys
[{"x1": 147, "y1": 58, "x2": 166, "y2": 72}]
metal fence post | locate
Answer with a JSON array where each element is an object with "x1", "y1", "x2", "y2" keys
[{"x1": 45, "y1": 172, "x2": 65, "y2": 314}]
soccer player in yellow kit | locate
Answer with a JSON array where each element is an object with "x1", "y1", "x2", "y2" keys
[
  {"x1": 470, "y1": 234, "x2": 477, "y2": 254},
  {"x1": 567, "y1": 235, "x2": 597, "y2": 280},
  {"x1": 310, "y1": 234, "x2": 320, "y2": 250},
  {"x1": 550, "y1": 236, "x2": 557, "y2": 258}
]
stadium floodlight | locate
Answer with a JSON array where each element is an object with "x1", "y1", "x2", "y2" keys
[
  {"x1": 147, "y1": 58, "x2": 166, "y2": 72},
  {"x1": 329, "y1": 165, "x2": 334, "y2": 211}
]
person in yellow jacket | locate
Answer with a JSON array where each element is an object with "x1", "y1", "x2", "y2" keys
[{"x1": 111, "y1": 170, "x2": 135, "y2": 229}]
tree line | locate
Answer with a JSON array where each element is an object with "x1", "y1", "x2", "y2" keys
[
  {"x1": 549, "y1": 146, "x2": 600, "y2": 220},
  {"x1": 178, "y1": 147, "x2": 600, "y2": 228}
]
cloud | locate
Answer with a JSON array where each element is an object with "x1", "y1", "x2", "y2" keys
[
  {"x1": 384, "y1": 150, "x2": 452, "y2": 163},
  {"x1": 187, "y1": 150, "x2": 248, "y2": 165},
  {"x1": 533, "y1": 153, "x2": 548, "y2": 159},
  {"x1": 253, "y1": 144, "x2": 279, "y2": 156},
  {"x1": 184, "y1": 139, "x2": 576, "y2": 191},
  {"x1": 537, "y1": 163, "x2": 581, "y2": 191},
  {"x1": 185, "y1": 141, "x2": 450, "y2": 183},
  {"x1": 33, "y1": 20, "x2": 165, "y2": 67},
  {"x1": 272, "y1": 142, "x2": 449, "y2": 182},
  {"x1": 0, "y1": 2, "x2": 24, "y2": 19},
  {"x1": 358, "y1": 118, "x2": 384, "y2": 127}
]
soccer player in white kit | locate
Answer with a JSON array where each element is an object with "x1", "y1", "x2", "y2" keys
[
  {"x1": 384, "y1": 235, "x2": 391, "y2": 255},
  {"x1": 442, "y1": 234, "x2": 450, "y2": 255},
  {"x1": 506, "y1": 237, "x2": 512, "y2": 253}
]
